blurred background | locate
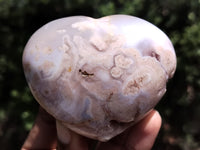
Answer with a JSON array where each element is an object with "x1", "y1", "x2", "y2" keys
[{"x1": 0, "y1": 0, "x2": 200, "y2": 149}]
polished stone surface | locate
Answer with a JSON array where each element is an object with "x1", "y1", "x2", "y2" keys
[{"x1": 23, "y1": 15, "x2": 176, "y2": 141}]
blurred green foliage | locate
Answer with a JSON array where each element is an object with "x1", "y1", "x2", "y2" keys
[{"x1": 0, "y1": 0, "x2": 200, "y2": 149}]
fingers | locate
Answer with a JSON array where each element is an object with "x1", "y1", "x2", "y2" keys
[
  {"x1": 21, "y1": 107, "x2": 93, "y2": 150},
  {"x1": 21, "y1": 107, "x2": 57, "y2": 150},
  {"x1": 96, "y1": 109, "x2": 162, "y2": 150},
  {"x1": 126, "y1": 110, "x2": 162, "y2": 150},
  {"x1": 56, "y1": 121, "x2": 90, "y2": 150},
  {"x1": 21, "y1": 108, "x2": 161, "y2": 150}
]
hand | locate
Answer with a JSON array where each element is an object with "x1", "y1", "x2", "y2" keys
[{"x1": 21, "y1": 107, "x2": 162, "y2": 150}]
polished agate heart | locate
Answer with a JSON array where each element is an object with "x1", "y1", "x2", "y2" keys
[{"x1": 23, "y1": 15, "x2": 176, "y2": 142}]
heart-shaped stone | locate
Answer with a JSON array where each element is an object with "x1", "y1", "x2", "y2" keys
[{"x1": 23, "y1": 15, "x2": 176, "y2": 141}]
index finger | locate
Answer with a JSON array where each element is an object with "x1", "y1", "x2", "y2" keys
[{"x1": 21, "y1": 107, "x2": 57, "y2": 150}]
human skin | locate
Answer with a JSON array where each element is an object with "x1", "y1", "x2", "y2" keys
[{"x1": 21, "y1": 107, "x2": 161, "y2": 150}]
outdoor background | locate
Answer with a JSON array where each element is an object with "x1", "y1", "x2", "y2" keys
[{"x1": 0, "y1": 0, "x2": 200, "y2": 149}]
